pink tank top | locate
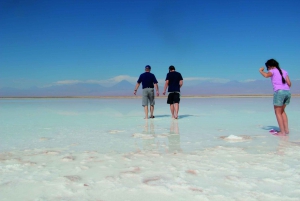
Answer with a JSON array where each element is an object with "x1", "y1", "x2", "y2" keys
[{"x1": 269, "y1": 68, "x2": 290, "y2": 92}]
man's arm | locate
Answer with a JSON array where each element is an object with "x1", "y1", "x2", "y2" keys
[
  {"x1": 133, "y1": 83, "x2": 140, "y2": 95},
  {"x1": 163, "y1": 80, "x2": 169, "y2": 95},
  {"x1": 154, "y1": 83, "x2": 159, "y2": 96},
  {"x1": 152, "y1": 75, "x2": 159, "y2": 96},
  {"x1": 179, "y1": 80, "x2": 183, "y2": 88}
]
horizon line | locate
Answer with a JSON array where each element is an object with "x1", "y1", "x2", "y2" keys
[{"x1": 1, "y1": 94, "x2": 300, "y2": 99}]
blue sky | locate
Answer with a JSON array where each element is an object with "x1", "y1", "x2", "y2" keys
[{"x1": 1, "y1": 0, "x2": 299, "y2": 89}]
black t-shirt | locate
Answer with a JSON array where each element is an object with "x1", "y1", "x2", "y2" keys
[
  {"x1": 165, "y1": 71, "x2": 183, "y2": 92},
  {"x1": 137, "y1": 72, "x2": 158, "y2": 89}
]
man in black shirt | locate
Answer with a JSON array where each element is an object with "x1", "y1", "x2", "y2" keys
[
  {"x1": 134, "y1": 65, "x2": 159, "y2": 119},
  {"x1": 163, "y1": 65, "x2": 183, "y2": 119}
]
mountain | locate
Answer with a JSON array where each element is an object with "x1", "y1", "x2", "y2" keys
[
  {"x1": 104, "y1": 80, "x2": 136, "y2": 96},
  {"x1": 1, "y1": 80, "x2": 299, "y2": 97},
  {"x1": 183, "y1": 80, "x2": 269, "y2": 95},
  {"x1": 181, "y1": 80, "x2": 300, "y2": 96},
  {"x1": 0, "y1": 81, "x2": 134, "y2": 97}
]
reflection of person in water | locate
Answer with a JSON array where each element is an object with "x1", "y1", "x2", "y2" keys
[
  {"x1": 275, "y1": 134, "x2": 300, "y2": 155},
  {"x1": 138, "y1": 120, "x2": 181, "y2": 153},
  {"x1": 142, "y1": 120, "x2": 156, "y2": 151},
  {"x1": 168, "y1": 120, "x2": 181, "y2": 153},
  {"x1": 276, "y1": 135, "x2": 290, "y2": 155}
]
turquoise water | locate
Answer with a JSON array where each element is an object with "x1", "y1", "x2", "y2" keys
[
  {"x1": 1, "y1": 97, "x2": 300, "y2": 201},
  {"x1": 1, "y1": 97, "x2": 300, "y2": 153}
]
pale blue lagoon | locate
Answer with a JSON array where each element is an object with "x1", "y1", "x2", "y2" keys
[
  {"x1": 1, "y1": 97, "x2": 300, "y2": 153},
  {"x1": 1, "y1": 97, "x2": 300, "y2": 201}
]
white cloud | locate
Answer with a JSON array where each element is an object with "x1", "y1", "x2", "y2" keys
[
  {"x1": 184, "y1": 77, "x2": 230, "y2": 83},
  {"x1": 96, "y1": 75, "x2": 138, "y2": 86},
  {"x1": 239, "y1": 79, "x2": 257, "y2": 83},
  {"x1": 55, "y1": 80, "x2": 83, "y2": 85},
  {"x1": 51, "y1": 75, "x2": 138, "y2": 87},
  {"x1": 157, "y1": 77, "x2": 230, "y2": 85},
  {"x1": 50, "y1": 75, "x2": 245, "y2": 88}
]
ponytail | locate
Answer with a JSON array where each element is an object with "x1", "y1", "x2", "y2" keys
[
  {"x1": 275, "y1": 66, "x2": 286, "y2": 84},
  {"x1": 265, "y1": 59, "x2": 286, "y2": 84}
]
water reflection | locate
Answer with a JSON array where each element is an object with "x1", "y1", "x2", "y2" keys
[
  {"x1": 141, "y1": 120, "x2": 156, "y2": 151},
  {"x1": 275, "y1": 134, "x2": 300, "y2": 156},
  {"x1": 138, "y1": 120, "x2": 181, "y2": 153},
  {"x1": 261, "y1": 126, "x2": 299, "y2": 155},
  {"x1": 276, "y1": 135, "x2": 289, "y2": 155},
  {"x1": 167, "y1": 120, "x2": 181, "y2": 153}
]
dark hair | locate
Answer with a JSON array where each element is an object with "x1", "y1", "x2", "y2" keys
[
  {"x1": 265, "y1": 59, "x2": 286, "y2": 84},
  {"x1": 169, "y1": 65, "x2": 175, "y2": 71}
]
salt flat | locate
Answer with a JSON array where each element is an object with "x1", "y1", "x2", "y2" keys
[{"x1": 1, "y1": 98, "x2": 300, "y2": 201}]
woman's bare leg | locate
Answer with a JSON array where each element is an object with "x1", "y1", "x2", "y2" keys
[
  {"x1": 281, "y1": 105, "x2": 289, "y2": 134},
  {"x1": 274, "y1": 105, "x2": 286, "y2": 135}
]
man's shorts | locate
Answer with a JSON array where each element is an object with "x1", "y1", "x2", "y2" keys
[
  {"x1": 273, "y1": 90, "x2": 291, "y2": 106},
  {"x1": 142, "y1": 88, "x2": 155, "y2": 106},
  {"x1": 167, "y1": 92, "x2": 180, "y2": 104}
]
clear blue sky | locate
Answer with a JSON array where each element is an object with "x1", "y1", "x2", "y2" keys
[{"x1": 1, "y1": 0, "x2": 299, "y2": 88}]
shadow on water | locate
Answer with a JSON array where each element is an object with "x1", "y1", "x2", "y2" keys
[
  {"x1": 153, "y1": 114, "x2": 197, "y2": 119},
  {"x1": 262, "y1": 126, "x2": 280, "y2": 131},
  {"x1": 154, "y1": 115, "x2": 171, "y2": 118},
  {"x1": 179, "y1": 114, "x2": 197, "y2": 119}
]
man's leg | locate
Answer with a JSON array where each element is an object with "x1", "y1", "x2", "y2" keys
[
  {"x1": 149, "y1": 89, "x2": 155, "y2": 118},
  {"x1": 173, "y1": 93, "x2": 180, "y2": 119},
  {"x1": 144, "y1": 106, "x2": 148, "y2": 119},
  {"x1": 150, "y1": 105, "x2": 154, "y2": 118},
  {"x1": 142, "y1": 89, "x2": 149, "y2": 119},
  {"x1": 174, "y1": 103, "x2": 179, "y2": 119},
  {"x1": 167, "y1": 93, "x2": 175, "y2": 118},
  {"x1": 170, "y1": 104, "x2": 175, "y2": 118}
]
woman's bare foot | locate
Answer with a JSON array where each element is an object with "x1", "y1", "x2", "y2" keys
[
  {"x1": 275, "y1": 132, "x2": 286, "y2": 136},
  {"x1": 285, "y1": 130, "x2": 289, "y2": 134}
]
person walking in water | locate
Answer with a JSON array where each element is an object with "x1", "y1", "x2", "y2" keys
[
  {"x1": 259, "y1": 59, "x2": 292, "y2": 135},
  {"x1": 134, "y1": 65, "x2": 159, "y2": 119},
  {"x1": 163, "y1": 65, "x2": 183, "y2": 119}
]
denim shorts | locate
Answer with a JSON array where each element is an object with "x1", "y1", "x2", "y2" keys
[{"x1": 273, "y1": 90, "x2": 291, "y2": 106}]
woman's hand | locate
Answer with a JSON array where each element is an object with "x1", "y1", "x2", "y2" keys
[
  {"x1": 259, "y1": 67, "x2": 264, "y2": 72},
  {"x1": 259, "y1": 66, "x2": 273, "y2": 78}
]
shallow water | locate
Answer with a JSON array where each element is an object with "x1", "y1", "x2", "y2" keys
[{"x1": 1, "y1": 97, "x2": 300, "y2": 201}]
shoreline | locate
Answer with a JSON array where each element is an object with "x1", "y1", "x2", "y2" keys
[{"x1": 1, "y1": 94, "x2": 300, "y2": 99}]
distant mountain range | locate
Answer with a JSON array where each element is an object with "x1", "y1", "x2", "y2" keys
[{"x1": 1, "y1": 80, "x2": 300, "y2": 97}]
